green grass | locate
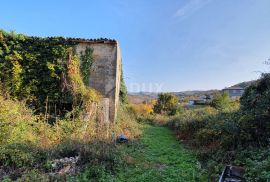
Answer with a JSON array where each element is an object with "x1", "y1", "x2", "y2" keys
[{"x1": 111, "y1": 124, "x2": 203, "y2": 182}]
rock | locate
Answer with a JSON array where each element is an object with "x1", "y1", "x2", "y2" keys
[
  {"x1": 58, "y1": 165, "x2": 71, "y2": 176},
  {"x1": 49, "y1": 155, "x2": 79, "y2": 176}
]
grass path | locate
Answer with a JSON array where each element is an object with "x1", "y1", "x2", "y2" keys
[{"x1": 113, "y1": 124, "x2": 203, "y2": 182}]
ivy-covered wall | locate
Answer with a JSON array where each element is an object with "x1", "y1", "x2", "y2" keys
[
  {"x1": 0, "y1": 30, "x2": 127, "y2": 121},
  {"x1": 0, "y1": 30, "x2": 78, "y2": 114}
]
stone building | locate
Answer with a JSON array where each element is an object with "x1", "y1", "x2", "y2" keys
[{"x1": 72, "y1": 38, "x2": 122, "y2": 123}]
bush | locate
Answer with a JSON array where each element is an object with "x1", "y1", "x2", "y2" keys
[
  {"x1": 137, "y1": 113, "x2": 171, "y2": 126},
  {"x1": 239, "y1": 73, "x2": 270, "y2": 146},
  {"x1": 243, "y1": 149, "x2": 270, "y2": 181},
  {"x1": 114, "y1": 105, "x2": 141, "y2": 139},
  {"x1": 153, "y1": 93, "x2": 179, "y2": 115},
  {"x1": 130, "y1": 103, "x2": 154, "y2": 116},
  {"x1": 0, "y1": 91, "x2": 140, "y2": 180},
  {"x1": 17, "y1": 170, "x2": 49, "y2": 182},
  {"x1": 166, "y1": 73, "x2": 270, "y2": 180},
  {"x1": 0, "y1": 143, "x2": 46, "y2": 169},
  {"x1": 210, "y1": 92, "x2": 231, "y2": 110},
  {"x1": 195, "y1": 128, "x2": 221, "y2": 146},
  {"x1": 168, "y1": 107, "x2": 216, "y2": 141}
]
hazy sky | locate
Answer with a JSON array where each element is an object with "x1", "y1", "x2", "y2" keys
[{"x1": 1, "y1": 0, "x2": 270, "y2": 92}]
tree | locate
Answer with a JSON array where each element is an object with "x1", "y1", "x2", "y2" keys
[
  {"x1": 210, "y1": 92, "x2": 230, "y2": 110},
  {"x1": 153, "y1": 93, "x2": 179, "y2": 115},
  {"x1": 239, "y1": 73, "x2": 270, "y2": 146},
  {"x1": 119, "y1": 65, "x2": 128, "y2": 104}
]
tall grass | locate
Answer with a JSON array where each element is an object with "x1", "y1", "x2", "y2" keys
[{"x1": 0, "y1": 91, "x2": 140, "y2": 180}]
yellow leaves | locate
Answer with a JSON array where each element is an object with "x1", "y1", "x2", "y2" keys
[
  {"x1": 131, "y1": 103, "x2": 154, "y2": 115},
  {"x1": 0, "y1": 32, "x2": 4, "y2": 42},
  {"x1": 67, "y1": 51, "x2": 101, "y2": 113},
  {"x1": 5, "y1": 51, "x2": 23, "y2": 63},
  {"x1": 0, "y1": 95, "x2": 37, "y2": 144},
  {"x1": 84, "y1": 88, "x2": 101, "y2": 103},
  {"x1": 3, "y1": 51, "x2": 24, "y2": 93},
  {"x1": 12, "y1": 61, "x2": 23, "y2": 92},
  {"x1": 46, "y1": 62, "x2": 59, "y2": 78},
  {"x1": 67, "y1": 55, "x2": 85, "y2": 95}
]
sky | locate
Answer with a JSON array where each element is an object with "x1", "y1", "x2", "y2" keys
[{"x1": 1, "y1": 0, "x2": 270, "y2": 92}]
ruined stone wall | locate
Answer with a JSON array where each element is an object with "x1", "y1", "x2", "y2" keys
[{"x1": 74, "y1": 40, "x2": 121, "y2": 123}]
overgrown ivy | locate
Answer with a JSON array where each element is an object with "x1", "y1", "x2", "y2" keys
[
  {"x1": 119, "y1": 63, "x2": 128, "y2": 104},
  {"x1": 0, "y1": 30, "x2": 126, "y2": 119},
  {"x1": 80, "y1": 47, "x2": 93, "y2": 85},
  {"x1": 66, "y1": 48, "x2": 100, "y2": 118},
  {"x1": 0, "y1": 30, "x2": 96, "y2": 117}
]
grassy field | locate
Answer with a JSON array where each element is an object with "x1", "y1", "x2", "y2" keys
[{"x1": 111, "y1": 124, "x2": 203, "y2": 182}]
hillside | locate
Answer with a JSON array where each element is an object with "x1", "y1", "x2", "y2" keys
[
  {"x1": 172, "y1": 89, "x2": 219, "y2": 97},
  {"x1": 231, "y1": 80, "x2": 257, "y2": 88},
  {"x1": 128, "y1": 92, "x2": 158, "y2": 104},
  {"x1": 128, "y1": 80, "x2": 257, "y2": 101}
]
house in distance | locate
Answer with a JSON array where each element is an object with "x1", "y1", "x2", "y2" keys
[{"x1": 222, "y1": 86, "x2": 245, "y2": 99}]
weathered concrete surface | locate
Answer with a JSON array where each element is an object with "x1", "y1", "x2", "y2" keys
[
  {"x1": 74, "y1": 41, "x2": 121, "y2": 123},
  {"x1": 98, "y1": 98, "x2": 110, "y2": 123}
]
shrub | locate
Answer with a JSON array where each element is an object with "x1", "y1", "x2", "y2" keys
[
  {"x1": 138, "y1": 113, "x2": 171, "y2": 126},
  {"x1": 0, "y1": 91, "x2": 140, "y2": 180},
  {"x1": 0, "y1": 94, "x2": 37, "y2": 144},
  {"x1": 0, "y1": 143, "x2": 45, "y2": 169},
  {"x1": 166, "y1": 72, "x2": 270, "y2": 180},
  {"x1": 153, "y1": 93, "x2": 179, "y2": 115},
  {"x1": 168, "y1": 107, "x2": 217, "y2": 140},
  {"x1": 113, "y1": 105, "x2": 141, "y2": 139},
  {"x1": 119, "y1": 66, "x2": 128, "y2": 104},
  {"x1": 210, "y1": 92, "x2": 231, "y2": 110},
  {"x1": 17, "y1": 170, "x2": 49, "y2": 182},
  {"x1": 130, "y1": 103, "x2": 154, "y2": 116},
  {"x1": 242, "y1": 149, "x2": 270, "y2": 181},
  {"x1": 239, "y1": 73, "x2": 270, "y2": 146},
  {"x1": 195, "y1": 128, "x2": 221, "y2": 146}
]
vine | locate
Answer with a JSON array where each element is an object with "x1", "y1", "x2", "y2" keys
[
  {"x1": 80, "y1": 47, "x2": 93, "y2": 85},
  {"x1": 66, "y1": 48, "x2": 100, "y2": 118},
  {"x1": 0, "y1": 30, "x2": 99, "y2": 118},
  {"x1": 119, "y1": 64, "x2": 128, "y2": 104}
]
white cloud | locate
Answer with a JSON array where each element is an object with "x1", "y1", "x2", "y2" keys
[{"x1": 174, "y1": 0, "x2": 211, "y2": 19}]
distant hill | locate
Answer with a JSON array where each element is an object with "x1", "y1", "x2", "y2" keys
[
  {"x1": 128, "y1": 92, "x2": 159, "y2": 98},
  {"x1": 172, "y1": 90, "x2": 219, "y2": 97},
  {"x1": 128, "y1": 80, "x2": 258, "y2": 103},
  {"x1": 231, "y1": 80, "x2": 257, "y2": 89},
  {"x1": 128, "y1": 92, "x2": 158, "y2": 104}
]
